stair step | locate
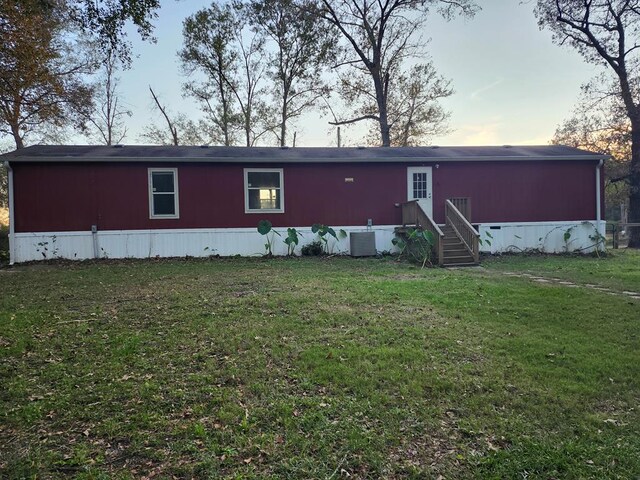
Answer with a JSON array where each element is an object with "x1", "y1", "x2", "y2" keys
[
  {"x1": 443, "y1": 258, "x2": 476, "y2": 266},
  {"x1": 443, "y1": 251, "x2": 474, "y2": 258},
  {"x1": 444, "y1": 249, "x2": 469, "y2": 256},
  {"x1": 444, "y1": 252, "x2": 473, "y2": 258},
  {"x1": 396, "y1": 216, "x2": 479, "y2": 266},
  {"x1": 443, "y1": 250, "x2": 474, "y2": 257}
]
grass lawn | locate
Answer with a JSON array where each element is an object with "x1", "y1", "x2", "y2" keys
[
  {"x1": 1, "y1": 255, "x2": 639, "y2": 479},
  {"x1": 483, "y1": 249, "x2": 640, "y2": 293}
]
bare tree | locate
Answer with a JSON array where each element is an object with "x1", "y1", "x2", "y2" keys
[
  {"x1": 142, "y1": 87, "x2": 214, "y2": 146},
  {"x1": 362, "y1": 63, "x2": 453, "y2": 146},
  {"x1": 85, "y1": 51, "x2": 131, "y2": 145},
  {"x1": 180, "y1": 3, "x2": 275, "y2": 147},
  {"x1": 140, "y1": 116, "x2": 210, "y2": 146},
  {"x1": 230, "y1": 10, "x2": 274, "y2": 147},
  {"x1": 248, "y1": 0, "x2": 337, "y2": 146},
  {"x1": 536, "y1": 0, "x2": 640, "y2": 246},
  {"x1": 316, "y1": 0, "x2": 477, "y2": 146},
  {"x1": 148, "y1": 86, "x2": 179, "y2": 146},
  {"x1": 553, "y1": 76, "x2": 631, "y2": 213},
  {"x1": 180, "y1": 4, "x2": 237, "y2": 146}
]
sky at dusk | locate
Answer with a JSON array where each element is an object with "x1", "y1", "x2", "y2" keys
[{"x1": 107, "y1": 0, "x2": 601, "y2": 147}]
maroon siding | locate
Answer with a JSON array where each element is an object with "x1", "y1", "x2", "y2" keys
[
  {"x1": 13, "y1": 162, "x2": 406, "y2": 232},
  {"x1": 12, "y1": 160, "x2": 600, "y2": 233},
  {"x1": 431, "y1": 160, "x2": 599, "y2": 224}
]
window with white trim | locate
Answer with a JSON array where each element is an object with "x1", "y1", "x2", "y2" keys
[
  {"x1": 148, "y1": 168, "x2": 179, "y2": 218},
  {"x1": 412, "y1": 172, "x2": 429, "y2": 199},
  {"x1": 244, "y1": 168, "x2": 284, "y2": 213}
]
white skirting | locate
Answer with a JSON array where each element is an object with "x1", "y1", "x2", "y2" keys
[
  {"x1": 477, "y1": 220, "x2": 606, "y2": 254},
  {"x1": 13, "y1": 226, "x2": 398, "y2": 262},
  {"x1": 12, "y1": 220, "x2": 606, "y2": 263}
]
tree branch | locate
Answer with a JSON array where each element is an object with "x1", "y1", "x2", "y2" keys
[
  {"x1": 149, "y1": 86, "x2": 178, "y2": 146},
  {"x1": 329, "y1": 114, "x2": 380, "y2": 125}
]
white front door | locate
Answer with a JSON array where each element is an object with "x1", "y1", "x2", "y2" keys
[{"x1": 407, "y1": 167, "x2": 433, "y2": 217}]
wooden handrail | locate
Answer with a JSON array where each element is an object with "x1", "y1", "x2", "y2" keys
[
  {"x1": 448, "y1": 197, "x2": 471, "y2": 221},
  {"x1": 445, "y1": 199, "x2": 480, "y2": 263},
  {"x1": 400, "y1": 200, "x2": 444, "y2": 264}
]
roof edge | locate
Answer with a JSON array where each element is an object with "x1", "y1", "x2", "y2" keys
[{"x1": 3, "y1": 154, "x2": 610, "y2": 163}]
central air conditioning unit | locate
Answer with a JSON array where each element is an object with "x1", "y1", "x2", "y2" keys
[{"x1": 350, "y1": 231, "x2": 376, "y2": 257}]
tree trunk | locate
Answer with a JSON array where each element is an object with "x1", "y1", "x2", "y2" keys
[
  {"x1": 627, "y1": 126, "x2": 640, "y2": 247},
  {"x1": 372, "y1": 70, "x2": 391, "y2": 147},
  {"x1": 221, "y1": 92, "x2": 231, "y2": 147},
  {"x1": 280, "y1": 88, "x2": 288, "y2": 147},
  {"x1": 245, "y1": 104, "x2": 251, "y2": 147},
  {"x1": 11, "y1": 123, "x2": 24, "y2": 149},
  {"x1": 217, "y1": 63, "x2": 231, "y2": 147},
  {"x1": 378, "y1": 109, "x2": 391, "y2": 147}
]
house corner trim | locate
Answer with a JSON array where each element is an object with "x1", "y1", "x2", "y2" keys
[{"x1": 3, "y1": 161, "x2": 15, "y2": 265}]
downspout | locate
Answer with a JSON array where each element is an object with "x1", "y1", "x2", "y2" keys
[
  {"x1": 596, "y1": 159, "x2": 604, "y2": 241},
  {"x1": 3, "y1": 161, "x2": 15, "y2": 265},
  {"x1": 596, "y1": 159, "x2": 603, "y2": 223}
]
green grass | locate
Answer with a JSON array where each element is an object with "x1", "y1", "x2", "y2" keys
[
  {"x1": 1, "y1": 256, "x2": 639, "y2": 479},
  {"x1": 483, "y1": 249, "x2": 640, "y2": 292}
]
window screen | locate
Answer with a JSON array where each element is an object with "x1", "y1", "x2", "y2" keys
[
  {"x1": 245, "y1": 169, "x2": 283, "y2": 212},
  {"x1": 149, "y1": 169, "x2": 178, "y2": 218}
]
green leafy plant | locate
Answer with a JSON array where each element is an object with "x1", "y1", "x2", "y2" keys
[
  {"x1": 257, "y1": 220, "x2": 280, "y2": 256},
  {"x1": 539, "y1": 225, "x2": 574, "y2": 253},
  {"x1": 311, "y1": 224, "x2": 347, "y2": 254},
  {"x1": 393, "y1": 227, "x2": 436, "y2": 268},
  {"x1": 203, "y1": 246, "x2": 218, "y2": 255},
  {"x1": 563, "y1": 226, "x2": 575, "y2": 252},
  {"x1": 479, "y1": 230, "x2": 493, "y2": 248},
  {"x1": 283, "y1": 228, "x2": 303, "y2": 256},
  {"x1": 583, "y1": 221, "x2": 606, "y2": 258},
  {"x1": 391, "y1": 236, "x2": 407, "y2": 256}
]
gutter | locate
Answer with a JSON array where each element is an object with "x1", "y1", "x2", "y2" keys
[
  {"x1": 3, "y1": 161, "x2": 14, "y2": 265},
  {"x1": 1, "y1": 155, "x2": 613, "y2": 164},
  {"x1": 596, "y1": 159, "x2": 603, "y2": 229}
]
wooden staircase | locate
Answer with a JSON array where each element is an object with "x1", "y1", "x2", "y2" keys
[
  {"x1": 398, "y1": 199, "x2": 480, "y2": 267},
  {"x1": 441, "y1": 225, "x2": 477, "y2": 266}
]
